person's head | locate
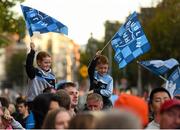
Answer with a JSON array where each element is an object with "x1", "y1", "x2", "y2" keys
[
  {"x1": 49, "y1": 93, "x2": 71, "y2": 110},
  {"x1": 42, "y1": 108, "x2": 71, "y2": 129},
  {"x1": 69, "y1": 112, "x2": 98, "y2": 129},
  {"x1": 0, "y1": 97, "x2": 9, "y2": 108},
  {"x1": 96, "y1": 55, "x2": 109, "y2": 76},
  {"x1": 149, "y1": 87, "x2": 171, "y2": 114},
  {"x1": 36, "y1": 51, "x2": 52, "y2": 71},
  {"x1": 16, "y1": 97, "x2": 28, "y2": 115},
  {"x1": 43, "y1": 87, "x2": 56, "y2": 94},
  {"x1": 86, "y1": 93, "x2": 103, "y2": 111},
  {"x1": 56, "y1": 90, "x2": 71, "y2": 110},
  {"x1": 95, "y1": 109, "x2": 141, "y2": 129},
  {"x1": 8, "y1": 103, "x2": 16, "y2": 115},
  {"x1": 160, "y1": 99, "x2": 180, "y2": 129},
  {"x1": 32, "y1": 93, "x2": 54, "y2": 128},
  {"x1": 114, "y1": 94, "x2": 149, "y2": 128},
  {"x1": 58, "y1": 82, "x2": 79, "y2": 108}
]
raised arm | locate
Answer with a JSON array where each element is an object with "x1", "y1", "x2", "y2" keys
[
  {"x1": 25, "y1": 42, "x2": 36, "y2": 79},
  {"x1": 88, "y1": 50, "x2": 102, "y2": 90}
]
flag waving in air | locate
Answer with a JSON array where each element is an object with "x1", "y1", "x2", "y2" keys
[
  {"x1": 111, "y1": 12, "x2": 151, "y2": 69},
  {"x1": 20, "y1": 5, "x2": 68, "y2": 36},
  {"x1": 168, "y1": 66, "x2": 180, "y2": 96},
  {"x1": 139, "y1": 58, "x2": 179, "y2": 76}
]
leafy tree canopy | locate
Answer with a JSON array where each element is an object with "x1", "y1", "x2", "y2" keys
[{"x1": 0, "y1": 0, "x2": 25, "y2": 46}]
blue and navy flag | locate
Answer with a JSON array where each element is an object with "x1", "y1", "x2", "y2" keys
[
  {"x1": 168, "y1": 66, "x2": 180, "y2": 96},
  {"x1": 111, "y1": 12, "x2": 151, "y2": 69},
  {"x1": 139, "y1": 58, "x2": 179, "y2": 76},
  {"x1": 20, "y1": 5, "x2": 68, "y2": 36}
]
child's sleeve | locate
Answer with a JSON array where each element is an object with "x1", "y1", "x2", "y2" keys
[
  {"x1": 25, "y1": 49, "x2": 36, "y2": 79},
  {"x1": 88, "y1": 56, "x2": 98, "y2": 90},
  {"x1": 94, "y1": 77, "x2": 113, "y2": 98}
]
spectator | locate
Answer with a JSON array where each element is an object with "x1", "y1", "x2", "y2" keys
[
  {"x1": 1, "y1": 107, "x2": 24, "y2": 129},
  {"x1": 86, "y1": 93, "x2": 103, "y2": 111},
  {"x1": 43, "y1": 87, "x2": 56, "y2": 94},
  {"x1": 32, "y1": 93, "x2": 53, "y2": 128},
  {"x1": 49, "y1": 92, "x2": 71, "y2": 111},
  {"x1": 42, "y1": 108, "x2": 71, "y2": 129},
  {"x1": 69, "y1": 111, "x2": 98, "y2": 129},
  {"x1": 146, "y1": 87, "x2": 171, "y2": 129},
  {"x1": 88, "y1": 50, "x2": 113, "y2": 109},
  {"x1": 0, "y1": 96, "x2": 9, "y2": 108},
  {"x1": 160, "y1": 99, "x2": 180, "y2": 129},
  {"x1": 15, "y1": 97, "x2": 35, "y2": 129},
  {"x1": 56, "y1": 82, "x2": 79, "y2": 116},
  {"x1": 8, "y1": 103, "x2": 16, "y2": 116},
  {"x1": 25, "y1": 42, "x2": 56, "y2": 107},
  {"x1": 55, "y1": 90, "x2": 71, "y2": 110},
  {"x1": 95, "y1": 110, "x2": 141, "y2": 129}
]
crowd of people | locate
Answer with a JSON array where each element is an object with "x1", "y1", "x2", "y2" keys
[{"x1": 0, "y1": 42, "x2": 180, "y2": 129}]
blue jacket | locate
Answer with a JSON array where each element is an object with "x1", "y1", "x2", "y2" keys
[{"x1": 26, "y1": 111, "x2": 35, "y2": 129}]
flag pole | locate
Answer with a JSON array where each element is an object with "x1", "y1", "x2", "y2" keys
[
  {"x1": 137, "y1": 60, "x2": 168, "y2": 82},
  {"x1": 100, "y1": 39, "x2": 112, "y2": 52},
  {"x1": 100, "y1": 31, "x2": 118, "y2": 53}
]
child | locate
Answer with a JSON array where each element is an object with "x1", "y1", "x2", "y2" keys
[
  {"x1": 25, "y1": 42, "x2": 56, "y2": 104},
  {"x1": 88, "y1": 50, "x2": 113, "y2": 109}
]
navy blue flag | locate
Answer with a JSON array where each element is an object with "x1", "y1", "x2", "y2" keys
[
  {"x1": 139, "y1": 58, "x2": 179, "y2": 76},
  {"x1": 111, "y1": 12, "x2": 150, "y2": 69},
  {"x1": 168, "y1": 66, "x2": 180, "y2": 96},
  {"x1": 20, "y1": 5, "x2": 68, "y2": 36}
]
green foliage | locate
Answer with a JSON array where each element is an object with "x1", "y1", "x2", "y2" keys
[
  {"x1": 142, "y1": 0, "x2": 180, "y2": 59},
  {"x1": 80, "y1": 35, "x2": 103, "y2": 66},
  {"x1": 5, "y1": 50, "x2": 26, "y2": 87},
  {"x1": 139, "y1": 0, "x2": 180, "y2": 86},
  {"x1": 0, "y1": 0, "x2": 25, "y2": 46}
]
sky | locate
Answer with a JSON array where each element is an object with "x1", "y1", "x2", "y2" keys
[{"x1": 15, "y1": 0, "x2": 160, "y2": 45}]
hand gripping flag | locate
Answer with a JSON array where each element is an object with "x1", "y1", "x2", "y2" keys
[
  {"x1": 20, "y1": 5, "x2": 68, "y2": 36},
  {"x1": 168, "y1": 66, "x2": 180, "y2": 96},
  {"x1": 139, "y1": 58, "x2": 179, "y2": 76},
  {"x1": 111, "y1": 12, "x2": 150, "y2": 69}
]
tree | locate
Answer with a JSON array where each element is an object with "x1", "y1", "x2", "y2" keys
[
  {"x1": 0, "y1": 0, "x2": 25, "y2": 46},
  {"x1": 141, "y1": 0, "x2": 180, "y2": 60},
  {"x1": 139, "y1": 0, "x2": 180, "y2": 86}
]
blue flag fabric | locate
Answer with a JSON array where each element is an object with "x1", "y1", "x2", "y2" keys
[
  {"x1": 168, "y1": 66, "x2": 180, "y2": 96},
  {"x1": 111, "y1": 12, "x2": 150, "y2": 69},
  {"x1": 20, "y1": 5, "x2": 68, "y2": 36},
  {"x1": 139, "y1": 58, "x2": 179, "y2": 76}
]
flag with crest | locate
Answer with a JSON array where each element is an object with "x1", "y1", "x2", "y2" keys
[
  {"x1": 21, "y1": 5, "x2": 68, "y2": 36},
  {"x1": 111, "y1": 12, "x2": 150, "y2": 69}
]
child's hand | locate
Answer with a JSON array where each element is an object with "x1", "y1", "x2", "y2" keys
[
  {"x1": 96, "y1": 50, "x2": 102, "y2": 56},
  {"x1": 30, "y1": 42, "x2": 35, "y2": 50}
]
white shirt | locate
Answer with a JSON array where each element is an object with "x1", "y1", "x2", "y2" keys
[{"x1": 145, "y1": 120, "x2": 160, "y2": 129}]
